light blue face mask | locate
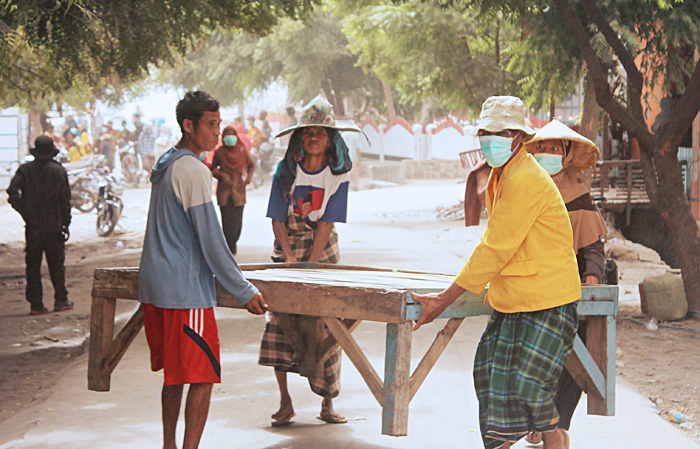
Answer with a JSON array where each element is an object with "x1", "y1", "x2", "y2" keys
[
  {"x1": 198, "y1": 152, "x2": 207, "y2": 162},
  {"x1": 534, "y1": 153, "x2": 564, "y2": 175},
  {"x1": 223, "y1": 135, "x2": 238, "y2": 147},
  {"x1": 479, "y1": 135, "x2": 514, "y2": 167}
]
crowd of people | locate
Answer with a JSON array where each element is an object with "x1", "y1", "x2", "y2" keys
[{"x1": 40, "y1": 113, "x2": 175, "y2": 172}]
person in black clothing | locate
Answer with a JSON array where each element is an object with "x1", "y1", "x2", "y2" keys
[{"x1": 7, "y1": 136, "x2": 73, "y2": 315}]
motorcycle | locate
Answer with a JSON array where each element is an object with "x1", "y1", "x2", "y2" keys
[
  {"x1": 66, "y1": 155, "x2": 108, "y2": 213},
  {"x1": 116, "y1": 141, "x2": 145, "y2": 188},
  {"x1": 96, "y1": 171, "x2": 124, "y2": 237},
  {"x1": 250, "y1": 142, "x2": 282, "y2": 187}
]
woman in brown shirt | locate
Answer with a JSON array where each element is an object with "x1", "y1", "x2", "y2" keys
[{"x1": 210, "y1": 125, "x2": 255, "y2": 255}]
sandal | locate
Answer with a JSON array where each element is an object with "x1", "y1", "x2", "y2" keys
[
  {"x1": 317, "y1": 412, "x2": 348, "y2": 424},
  {"x1": 271, "y1": 410, "x2": 295, "y2": 427}
]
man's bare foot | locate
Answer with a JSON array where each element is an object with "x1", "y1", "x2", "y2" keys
[{"x1": 542, "y1": 428, "x2": 568, "y2": 449}]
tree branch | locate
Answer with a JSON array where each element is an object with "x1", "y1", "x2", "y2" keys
[
  {"x1": 552, "y1": 0, "x2": 653, "y2": 148},
  {"x1": 657, "y1": 61, "x2": 700, "y2": 150},
  {"x1": 0, "y1": 19, "x2": 11, "y2": 35},
  {"x1": 579, "y1": 0, "x2": 643, "y2": 94}
]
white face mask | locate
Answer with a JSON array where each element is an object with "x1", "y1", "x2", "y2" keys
[
  {"x1": 479, "y1": 135, "x2": 514, "y2": 167},
  {"x1": 533, "y1": 153, "x2": 564, "y2": 175}
]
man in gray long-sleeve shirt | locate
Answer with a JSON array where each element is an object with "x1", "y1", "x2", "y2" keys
[{"x1": 139, "y1": 91, "x2": 267, "y2": 449}]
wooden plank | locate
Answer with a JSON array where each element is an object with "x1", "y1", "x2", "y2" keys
[
  {"x1": 382, "y1": 322, "x2": 412, "y2": 437},
  {"x1": 404, "y1": 290, "x2": 491, "y2": 321},
  {"x1": 91, "y1": 268, "x2": 139, "y2": 299},
  {"x1": 88, "y1": 296, "x2": 116, "y2": 391},
  {"x1": 217, "y1": 281, "x2": 406, "y2": 323},
  {"x1": 409, "y1": 318, "x2": 464, "y2": 400},
  {"x1": 323, "y1": 317, "x2": 384, "y2": 406},
  {"x1": 317, "y1": 319, "x2": 360, "y2": 365},
  {"x1": 102, "y1": 305, "x2": 144, "y2": 377},
  {"x1": 585, "y1": 315, "x2": 615, "y2": 415},
  {"x1": 564, "y1": 334, "x2": 605, "y2": 399}
]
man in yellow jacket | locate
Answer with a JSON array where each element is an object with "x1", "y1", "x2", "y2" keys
[{"x1": 413, "y1": 96, "x2": 579, "y2": 449}]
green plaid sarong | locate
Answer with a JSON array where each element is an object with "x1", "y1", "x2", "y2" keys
[{"x1": 473, "y1": 302, "x2": 578, "y2": 449}]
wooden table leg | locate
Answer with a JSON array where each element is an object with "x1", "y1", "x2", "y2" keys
[
  {"x1": 88, "y1": 296, "x2": 116, "y2": 391},
  {"x1": 586, "y1": 315, "x2": 616, "y2": 415},
  {"x1": 382, "y1": 322, "x2": 412, "y2": 436}
]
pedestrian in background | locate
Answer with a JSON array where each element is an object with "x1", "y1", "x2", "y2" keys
[
  {"x1": 210, "y1": 125, "x2": 255, "y2": 256},
  {"x1": 7, "y1": 136, "x2": 73, "y2": 315}
]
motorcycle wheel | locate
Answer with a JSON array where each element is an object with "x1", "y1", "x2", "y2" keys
[
  {"x1": 96, "y1": 206, "x2": 118, "y2": 236},
  {"x1": 73, "y1": 188, "x2": 96, "y2": 213}
]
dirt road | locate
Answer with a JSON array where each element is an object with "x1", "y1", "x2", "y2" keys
[{"x1": 0, "y1": 179, "x2": 698, "y2": 448}]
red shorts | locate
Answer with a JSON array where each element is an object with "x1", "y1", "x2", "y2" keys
[{"x1": 143, "y1": 304, "x2": 221, "y2": 385}]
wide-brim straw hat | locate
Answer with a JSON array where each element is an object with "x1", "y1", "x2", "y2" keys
[
  {"x1": 275, "y1": 95, "x2": 362, "y2": 138},
  {"x1": 475, "y1": 95, "x2": 535, "y2": 135},
  {"x1": 525, "y1": 119, "x2": 600, "y2": 171}
]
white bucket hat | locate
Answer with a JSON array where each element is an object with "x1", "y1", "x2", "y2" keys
[
  {"x1": 275, "y1": 95, "x2": 363, "y2": 138},
  {"x1": 475, "y1": 95, "x2": 535, "y2": 135},
  {"x1": 525, "y1": 119, "x2": 600, "y2": 171}
]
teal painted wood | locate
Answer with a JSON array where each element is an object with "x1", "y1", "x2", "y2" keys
[
  {"x1": 572, "y1": 335, "x2": 606, "y2": 396},
  {"x1": 403, "y1": 285, "x2": 618, "y2": 321},
  {"x1": 605, "y1": 315, "x2": 616, "y2": 415},
  {"x1": 382, "y1": 322, "x2": 411, "y2": 436}
]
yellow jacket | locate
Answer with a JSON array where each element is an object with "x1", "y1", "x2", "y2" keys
[{"x1": 454, "y1": 148, "x2": 581, "y2": 313}]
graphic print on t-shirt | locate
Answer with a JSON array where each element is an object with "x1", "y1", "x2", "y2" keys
[{"x1": 292, "y1": 186, "x2": 325, "y2": 217}]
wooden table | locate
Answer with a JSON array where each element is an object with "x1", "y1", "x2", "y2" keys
[{"x1": 88, "y1": 263, "x2": 618, "y2": 436}]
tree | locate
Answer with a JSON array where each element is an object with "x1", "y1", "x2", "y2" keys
[
  {"x1": 164, "y1": 6, "x2": 384, "y2": 116},
  {"x1": 0, "y1": 0, "x2": 317, "y2": 135},
  {"x1": 337, "y1": 1, "x2": 523, "y2": 116},
  {"x1": 470, "y1": 0, "x2": 700, "y2": 310}
]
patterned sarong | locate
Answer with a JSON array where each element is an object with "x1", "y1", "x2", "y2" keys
[
  {"x1": 474, "y1": 302, "x2": 578, "y2": 449},
  {"x1": 259, "y1": 214, "x2": 341, "y2": 398}
]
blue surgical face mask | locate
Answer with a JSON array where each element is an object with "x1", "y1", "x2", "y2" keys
[
  {"x1": 223, "y1": 135, "x2": 238, "y2": 147},
  {"x1": 534, "y1": 153, "x2": 564, "y2": 175},
  {"x1": 198, "y1": 152, "x2": 207, "y2": 162},
  {"x1": 70, "y1": 128, "x2": 79, "y2": 135},
  {"x1": 479, "y1": 135, "x2": 514, "y2": 167}
]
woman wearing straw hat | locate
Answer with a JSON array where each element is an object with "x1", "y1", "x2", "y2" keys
[
  {"x1": 523, "y1": 120, "x2": 609, "y2": 445},
  {"x1": 210, "y1": 125, "x2": 255, "y2": 256},
  {"x1": 259, "y1": 96, "x2": 362, "y2": 427},
  {"x1": 413, "y1": 96, "x2": 578, "y2": 449}
]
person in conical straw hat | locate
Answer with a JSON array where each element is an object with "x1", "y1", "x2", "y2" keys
[
  {"x1": 259, "y1": 95, "x2": 362, "y2": 427},
  {"x1": 523, "y1": 120, "x2": 609, "y2": 446},
  {"x1": 413, "y1": 96, "x2": 578, "y2": 449}
]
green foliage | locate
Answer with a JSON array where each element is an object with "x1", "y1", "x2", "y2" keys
[
  {"x1": 163, "y1": 7, "x2": 383, "y2": 113},
  {"x1": 0, "y1": 0, "x2": 318, "y2": 110}
]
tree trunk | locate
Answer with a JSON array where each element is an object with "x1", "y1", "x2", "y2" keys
[
  {"x1": 549, "y1": 89, "x2": 556, "y2": 122},
  {"x1": 580, "y1": 75, "x2": 601, "y2": 189},
  {"x1": 29, "y1": 105, "x2": 42, "y2": 144},
  {"x1": 420, "y1": 97, "x2": 435, "y2": 126},
  {"x1": 333, "y1": 90, "x2": 345, "y2": 117},
  {"x1": 639, "y1": 142, "x2": 700, "y2": 311},
  {"x1": 382, "y1": 81, "x2": 396, "y2": 120},
  {"x1": 580, "y1": 75, "x2": 600, "y2": 142}
]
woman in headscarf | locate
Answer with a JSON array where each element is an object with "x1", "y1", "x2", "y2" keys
[
  {"x1": 259, "y1": 96, "x2": 361, "y2": 427},
  {"x1": 210, "y1": 125, "x2": 255, "y2": 256},
  {"x1": 523, "y1": 120, "x2": 609, "y2": 445}
]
